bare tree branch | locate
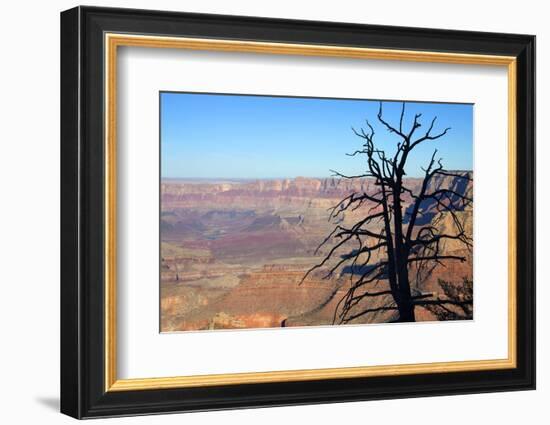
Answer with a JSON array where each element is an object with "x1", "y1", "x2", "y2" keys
[{"x1": 303, "y1": 101, "x2": 472, "y2": 324}]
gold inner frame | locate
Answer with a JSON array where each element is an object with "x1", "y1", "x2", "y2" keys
[{"x1": 104, "y1": 33, "x2": 517, "y2": 392}]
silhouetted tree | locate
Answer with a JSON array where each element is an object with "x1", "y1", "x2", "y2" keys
[{"x1": 303, "y1": 102, "x2": 472, "y2": 323}]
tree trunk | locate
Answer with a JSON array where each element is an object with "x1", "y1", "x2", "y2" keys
[
  {"x1": 392, "y1": 183, "x2": 416, "y2": 323},
  {"x1": 396, "y1": 301, "x2": 416, "y2": 322}
]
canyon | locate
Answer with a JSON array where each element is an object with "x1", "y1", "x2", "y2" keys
[{"x1": 160, "y1": 174, "x2": 473, "y2": 332}]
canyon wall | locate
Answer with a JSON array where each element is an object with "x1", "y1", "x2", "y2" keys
[{"x1": 160, "y1": 173, "x2": 473, "y2": 332}]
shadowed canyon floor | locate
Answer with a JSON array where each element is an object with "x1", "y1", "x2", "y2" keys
[{"x1": 160, "y1": 175, "x2": 473, "y2": 332}]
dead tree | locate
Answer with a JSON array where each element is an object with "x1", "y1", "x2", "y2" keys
[{"x1": 303, "y1": 102, "x2": 473, "y2": 323}]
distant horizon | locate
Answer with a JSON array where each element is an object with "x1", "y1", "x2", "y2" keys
[
  {"x1": 161, "y1": 170, "x2": 473, "y2": 182},
  {"x1": 161, "y1": 93, "x2": 473, "y2": 179}
]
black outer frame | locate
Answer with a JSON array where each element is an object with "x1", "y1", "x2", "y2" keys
[{"x1": 60, "y1": 5, "x2": 536, "y2": 419}]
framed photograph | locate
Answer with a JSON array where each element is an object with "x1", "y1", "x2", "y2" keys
[{"x1": 60, "y1": 6, "x2": 535, "y2": 419}]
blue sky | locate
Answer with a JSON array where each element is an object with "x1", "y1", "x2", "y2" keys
[{"x1": 160, "y1": 92, "x2": 473, "y2": 179}]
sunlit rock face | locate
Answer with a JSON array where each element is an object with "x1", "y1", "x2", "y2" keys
[{"x1": 160, "y1": 173, "x2": 473, "y2": 332}]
